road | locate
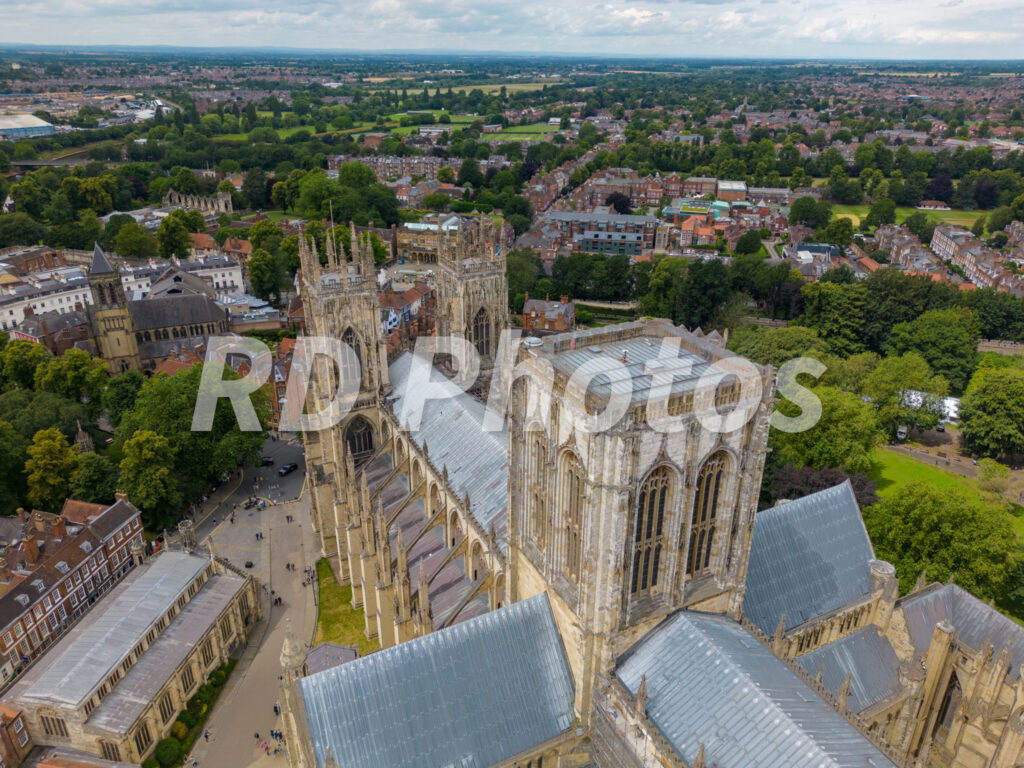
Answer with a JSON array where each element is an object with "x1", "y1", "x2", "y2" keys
[{"x1": 179, "y1": 434, "x2": 321, "y2": 768}]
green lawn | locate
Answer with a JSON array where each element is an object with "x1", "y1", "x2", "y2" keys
[
  {"x1": 314, "y1": 558, "x2": 379, "y2": 656},
  {"x1": 868, "y1": 447, "x2": 979, "y2": 499},
  {"x1": 215, "y1": 125, "x2": 321, "y2": 142},
  {"x1": 831, "y1": 204, "x2": 983, "y2": 229}
]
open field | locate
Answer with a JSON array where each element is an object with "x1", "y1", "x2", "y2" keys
[
  {"x1": 215, "y1": 125, "x2": 320, "y2": 141},
  {"x1": 869, "y1": 447, "x2": 979, "y2": 500},
  {"x1": 831, "y1": 203, "x2": 982, "y2": 229},
  {"x1": 313, "y1": 558, "x2": 379, "y2": 656}
]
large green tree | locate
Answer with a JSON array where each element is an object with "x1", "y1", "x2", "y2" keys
[
  {"x1": 34, "y1": 348, "x2": 108, "y2": 412},
  {"x1": 800, "y1": 282, "x2": 868, "y2": 357},
  {"x1": 885, "y1": 307, "x2": 980, "y2": 394},
  {"x1": 860, "y1": 352, "x2": 949, "y2": 438},
  {"x1": 770, "y1": 385, "x2": 882, "y2": 474},
  {"x1": 119, "y1": 430, "x2": 180, "y2": 529},
  {"x1": 727, "y1": 325, "x2": 826, "y2": 368},
  {"x1": 0, "y1": 340, "x2": 51, "y2": 391},
  {"x1": 25, "y1": 428, "x2": 79, "y2": 512},
  {"x1": 70, "y1": 452, "x2": 118, "y2": 505},
  {"x1": 102, "y1": 369, "x2": 144, "y2": 427},
  {"x1": 156, "y1": 215, "x2": 192, "y2": 259},
  {"x1": 114, "y1": 220, "x2": 158, "y2": 258},
  {"x1": 960, "y1": 365, "x2": 1024, "y2": 459},
  {"x1": 0, "y1": 421, "x2": 29, "y2": 514},
  {"x1": 865, "y1": 482, "x2": 1022, "y2": 599}
]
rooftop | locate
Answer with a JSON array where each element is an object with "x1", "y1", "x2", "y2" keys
[
  {"x1": 300, "y1": 593, "x2": 574, "y2": 768},
  {"x1": 616, "y1": 611, "x2": 899, "y2": 768},
  {"x1": 14, "y1": 552, "x2": 209, "y2": 709}
]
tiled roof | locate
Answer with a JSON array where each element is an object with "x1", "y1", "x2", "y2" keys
[
  {"x1": 300, "y1": 593, "x2": 575, "y2": 768},
  {"x1": 744, "y1": 481, "x2": 875, "y2": 634},
  {"x1": 901, "y1": 584, "x2": 1024, "y2": 678},
  {"x1": 616, "y1": 611, "x2": 898, "y2": 768},
  {"x1": 796, "y1": 628, "x2": 903, "y2": 713}
]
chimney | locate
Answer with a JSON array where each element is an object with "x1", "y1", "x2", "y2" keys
[
  {"x1": 16, "y1": 508, "x2": 27, "y2": 524},
  {"x1": 560, "y1": 295, "x2": 569, "y2": 305},
  {"x1": 32, "y1": 513, "x2": 45, "y2": 533},
  {"x1": 523, "y1": 292, "x2": 529, "y2": 303},
  {"x1": 114, "y1": 490, "x2": 129, "y2": 502},
  {"x1": 23, "y1": 536, "x2": 39, "y2": 566},
  {"x1": 0, "y1": 558, "x2": 9, "y2": 583},
  {"x1": 53, "y1": 517, "x2": 67, "y2": 539}
]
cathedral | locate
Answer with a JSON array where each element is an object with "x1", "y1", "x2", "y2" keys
[{"x1": 281, "y1": 217, "x2": 1024, "y2": 768}]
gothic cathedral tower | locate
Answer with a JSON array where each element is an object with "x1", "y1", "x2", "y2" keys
[
  {"x1": 506, "y1": 321, "x2": 775, "y2": 720},
  {"x1": 434, "y1": 218, "x2": 511, "y2": 376},
  {"x1": 300, "y1": 228, "x2": 389, "y2": 580},
  {"x1": 88, "y1": 243, "x2": 140, "y2": 374}
]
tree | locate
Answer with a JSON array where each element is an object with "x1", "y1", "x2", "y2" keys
[
  {"x1": 988, "y1": 206, "x2": 1014, "y2": 234},
  {"x1": 119, "y1": 430, "x2": 180, "y2": 530},
  {"x1": 248, "y1": 219, "x2": 283, "y2": 252},
  {"x1": 242, "y1": 168, "x2": 268, "y2": 208},
  {"x1": 248, "y1": 248, "x2": 282, "y2": 302},
  {"x1": 0, "y1": 213, "x2": 45, "y2": 249},
  {"x1": 25, "y1": 428, "x2": 79, "y2": 511},
  {"x1": 70, "y1": 452, "x2": 117, "y2": 505},
  {"x1": 734, "y1": 230, "x2": 763, "y2": 255},
  {"x1": 34, "y1": 348, "x2": 108, "y2": 411},
  {"x1": 821, "y1": 217, "x2": 854, "y2": 246},
  {"x1": 789, "y1": 196, "x2": 832, "y2": 229},
  {"x1": 456, "y1": 159, "x2": 483, "y2": 188},
  {"x1": 860, "y1": 352, "x2": 948, "y2": 438},
  {"x1": 864, "y1": 482, "x2": 1022, "y2": 599},
  {"x1": 604, "y1": 192, "x2": 632, "y2": 215},
  {"x1": 972, "y1": 215, "x2": 987, "y2": 237},
  {"x1": 102, "y1": 369, "x2": 144, "y2": 427},
  {"x1": 0, "y1": 421, "x2": 28, "y2": 514},
  {"x1": 978, "y1": 458, "x2": 1011, "y2": 495},
  {"x1": 114, "y1": 221, "x2": 158, "y2": 258},
  {"x1": 770, "y1": 385, "x2": 882, "y2": 474},
  {"x1": 960, "y1": 366, "x2": 1024, "y2": 459},
  {"x1": 885, "y1": 307, "x2": 980, "y2": 394},
  {"x1": 769, "y1": 464, "x2": 879, "y2": 509},
  {"x1": 800, "y1": 281, "x2": 868, "y2": 356},
  {"x1": 727, "y1": 325, "x2": 826, "y2": 368},
  {"x1": 865, "y1": 198, "x2": 896, "y2": 227},
  {"x1": 437, "y1": 166, "x2": 456, "y2": 184},
  {"x1": 422, "y1": 192, "x2": 451, "y2": 211},
  {"x1": 0, "y1": 340, "x2": 51, "y2": 391},
  {"x1": 156, "y1": 216, "x2": 191, "y2": 259}
]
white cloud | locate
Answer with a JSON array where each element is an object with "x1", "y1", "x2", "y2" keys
[{"x1": 0, "y1": 0, "x2": 1022, "y2": 57}]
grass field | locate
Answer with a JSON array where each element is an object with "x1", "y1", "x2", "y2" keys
[
  {"x1": 215, "y1": 125, "x2": 320, "y2": 142},
  {"x1": 868, "y1": 447, "x2": 980, "y2": 499},
  {"x1": 314, "y1": 558, "x2": 379, "y2": 656},
  {"x1": 831, "y1": 203, "x2": 982, "y2": 229}
]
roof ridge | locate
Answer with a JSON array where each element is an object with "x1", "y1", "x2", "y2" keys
[{"x1": 683, "y1": 614, "x2": 843, "y2": 768}]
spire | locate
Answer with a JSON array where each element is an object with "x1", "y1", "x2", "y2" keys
[
  {"x1": 395, "y1": 524, "x2": 408, "y2": 576},
  {"x1": 323, "y1": 745, "x2": 339, "y2": 768},
  {"x1": 280, "y1": 617, "x2": 305, "y2": 681},
  {"x1": 693, "y1": 743, "x2": 707, "y2": 768},
  {"x1": 913, "y1": 569, "x2": 928, "y2": 593},
  {"x1": 773, "y1": 614, "x2": 786, "y2": 655},
  {"x1": 415, "y1": 566, "x2": 432, "y2": 634},
  {"x1": 837, "y1": 669, "x2": 852, "y2": 711},
  {"x1": 207, "y1": 533, "x2": 218, "y2": 562},
  {"x1": 635, "y1": 674, "x2": 648, "y2": 716},
  {"x1": 90, "y1": 242, "x2": 115, "y2": 275}
]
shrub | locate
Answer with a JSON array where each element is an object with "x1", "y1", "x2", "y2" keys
[
  {"x1": 154, "y1": 737, "x2": 181, "y2": 767},
  {"x1": 208, "y1": 669, "x2": 227, "y2": 687},
  {"x1": 142, "y1": 759, "x2": 160, "y2": 768},
  {"x1": 186, "y1": 695, "x2": 207, "y2": 719},
  {"x1": 176, "y1": 711, "x2": 196, "y2": 728},
  {"x1": 171, "y1": 721, "x2": 188, "y2": 741}
]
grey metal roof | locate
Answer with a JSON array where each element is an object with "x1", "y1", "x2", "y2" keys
[
  {"x1": 796, "y1": 628, "x2": 903, "y2": 713},
  {"x1": 616, "y1": 611, "x2": 898, "y2": 768},
  {"x1": 901, "y1": 584, "x2": 1024, "y2": 677},
  {"x1": 300, "y1": 593, "x2": 574, "y2": 768},
  {"x1": 91, "y1": 242, "x2": 115, "y2": 275},
  {"x1": 305, "y1": 642, "x2": 359, "y2": 676},
  {"x1": 744, "y1": 481, "x2": 875, "y2": 634},
  {"x1": 16, "y1": 552, "x2": 208, "y2": 708},
  {"x1": 87, "y1": 572, "x2": 244, "y2": 734},
  {"x1": 387, "y1": 352, "x2": 508, "y2": 546}
]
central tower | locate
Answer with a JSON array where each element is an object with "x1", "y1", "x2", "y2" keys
[{"x1": 506, "y1": 320, "x2": 775, "y2": 719}]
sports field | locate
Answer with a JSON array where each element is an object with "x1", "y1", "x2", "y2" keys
[{"x1": 831, "y1": 204, "x2": 983, "y2": 229}]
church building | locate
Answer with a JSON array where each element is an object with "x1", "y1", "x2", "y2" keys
[{"x1": 281, "y1": 216, "x2": 1019, "y2": 768}]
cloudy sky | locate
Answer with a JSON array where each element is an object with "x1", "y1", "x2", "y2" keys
[{"x1": 1, "y1": 0, "x2": 1022, "y2": 59}]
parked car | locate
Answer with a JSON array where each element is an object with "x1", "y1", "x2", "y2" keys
[
  {"x1": 279, "y1": 463, "x2": 299, "y2": 476},
  {"x1": 261, "y1": 456, "x2": 275, "y2": 466}
]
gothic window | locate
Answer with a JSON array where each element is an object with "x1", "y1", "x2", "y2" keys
[
  {"x1": 158, "y1": 692, "x2": 175, "y2": 723},
  {"x1": 529, "y1": 436, "x2": 546, "y2": 544},
  {"x1": 40, "y1": 712, "x2": 68, "y2": 738},
  {"x1": 934, "y1": 672, "x2": 962, "y2": 735},
  {"x1": 561, "y1": 453, "x2": 585, "y2": 582},
  {"x1": 687, "y1": 452, "x2": 727, "y2": 576},
  {"x1": 133, "y1": 721, "x2": 152, "y2": 755},
  {"x1": 345, "y1": 418, "x2": 374, "y2": 461},
  {"x1": 631, "y1": 467, "x2": 671, "y2": 594},
  {"x1": 100, "y1": 742, "x2": 122, "y2": 761},
  {"x1": 143, "y1": 331, "x2": 151, "y2": 342},
  {"x1": 341, "y1": 328, "x2": 362, "y2": 388},
  {"x1": 471, "y1": 307, "x2": 491, "y2": 358}
]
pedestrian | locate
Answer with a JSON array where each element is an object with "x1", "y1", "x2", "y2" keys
[
  {"x1": 204, "y1": 729, "x2": 210, "y2": 743},
  {"x1": 255, "y1": 732, "x2": 260, "y2": 741}
]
